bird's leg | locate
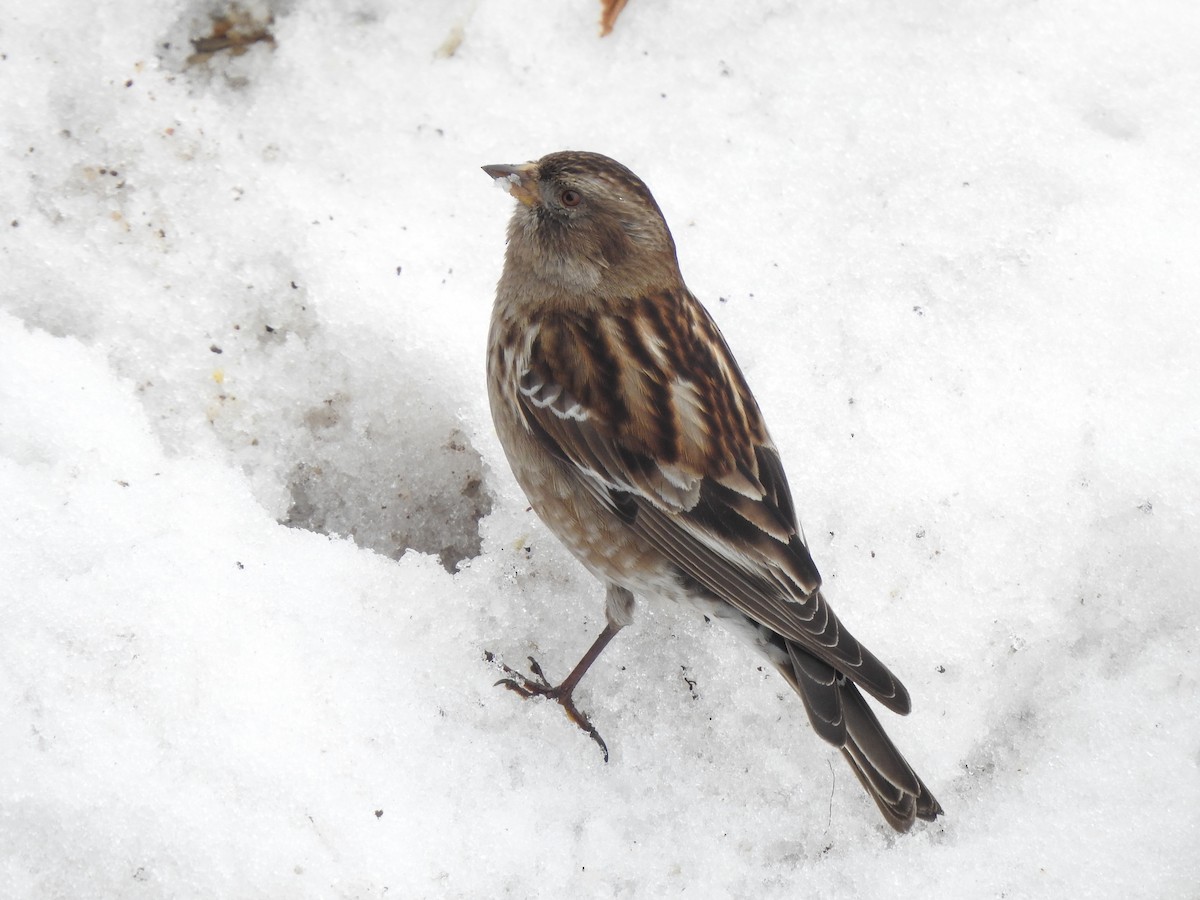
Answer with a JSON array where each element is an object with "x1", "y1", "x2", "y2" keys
[{"x1": 490, "y1": 621, "x2": 623, "y2": 761}]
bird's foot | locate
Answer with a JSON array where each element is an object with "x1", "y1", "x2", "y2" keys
[{"x1": 485, "y1": 652, "x2": 610, "y2": 762}]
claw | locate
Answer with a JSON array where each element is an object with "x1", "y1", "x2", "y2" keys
[
  {"x1": 557, "y1": 697, "x2": 610, "y2": 763},
  {"x1": 485, "y1": 651, "x2": 610, "y2": 762}
]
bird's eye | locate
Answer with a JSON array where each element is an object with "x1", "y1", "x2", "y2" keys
[{"x1": 560, "y1": 189, "x2": 582, "y2": 208}]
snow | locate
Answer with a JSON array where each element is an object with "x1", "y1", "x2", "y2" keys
[{"x1": 2, "y1": 0, "x2": 1198, "y2": 896}]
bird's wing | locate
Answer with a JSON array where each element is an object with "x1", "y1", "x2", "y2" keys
[{"x1": 515, "y1": 291, "x2": 909, "y2": 712}]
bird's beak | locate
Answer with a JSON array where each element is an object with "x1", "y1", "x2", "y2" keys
[{"x1": 482, "y1": 162, "x2": 540, "y2": 207}]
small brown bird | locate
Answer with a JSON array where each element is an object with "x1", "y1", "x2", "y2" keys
[{"x1": 483, "y1": 151, "x2": 942, "y2": 831}]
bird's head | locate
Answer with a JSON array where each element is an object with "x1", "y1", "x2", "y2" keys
[{"x1": 483, "y1": 151, "x2": 682, "y2": 300}]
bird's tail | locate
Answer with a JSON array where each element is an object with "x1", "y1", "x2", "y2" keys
[{"x1": 777, "y1": 639, "x2": 943, "y2": 831}]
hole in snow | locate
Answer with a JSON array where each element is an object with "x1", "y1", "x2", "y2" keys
[{"x1": 283, "y1": 425, "x2": 493, "y2": 573}]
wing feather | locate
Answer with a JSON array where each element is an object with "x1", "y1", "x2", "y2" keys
[{"x1": 514, "y1": 291, "x2": 909, "y2": 712}]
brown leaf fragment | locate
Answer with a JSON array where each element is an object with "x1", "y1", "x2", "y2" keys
[{"x1": 599, "y1": 0, "x2": 630, "y2": 36}]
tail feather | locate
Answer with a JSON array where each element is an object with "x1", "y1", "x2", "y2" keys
[
  {"x1": 841, "y1": 744, "x2": 943, "y2": 831},
  {"x1": 785, "y1": 642, "x2": 844, "y2": 745},
  {"x1": 841, "y1": 682, "x2": 921, "y2": 796},
  {"x1": 780, "y1": 637, "x2": 943, "y2": 832}
]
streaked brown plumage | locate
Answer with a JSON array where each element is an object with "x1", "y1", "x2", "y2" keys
[{"x1": 483, "y1": 150, "x2": 942, "y2": 831}]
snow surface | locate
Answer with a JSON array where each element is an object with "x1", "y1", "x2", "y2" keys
[{"x1": 3, "y1": 0, "x2": 1199, "y2": 897}]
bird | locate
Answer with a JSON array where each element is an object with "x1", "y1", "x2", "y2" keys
[{"x1": 482, "y1": 150, "x2": 942, "y2": 831}]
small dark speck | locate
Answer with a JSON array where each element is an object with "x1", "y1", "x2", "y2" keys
[
  {"x1": 235, "y1": 561, "x2": 244, "y2": 569},
  {"x1": 935, "y1": 665, "x2": 946, "y2": 673},
  {"x1": 870, "y1": 550, "x2": 875, "y2": 558},
  {"x1": 210, "y1": 344, "x2": 223, "y2": 354},
  {"x1": 660, "y1": 93, "x2": 667, "y2": 98},
  {"x1": 290, "y1": 281, "x2": 298, "y2": 289},
  {"x1": 1137, "y1": 500, "x2": 1153, "y2": 514},
  {"x1": 963, "y1": 181, "x2": 970, "y2": 187},
  {"x1": 10, "y1": 220, "x2": 17, "y2": 227},
  {"x1": 374, "y1": 809, "x2": 384, "y2": 819},
  {"x1": 125, "y1": 79, "x2": 133, "y2": 87},
  {"x1": 718, "y1": 296, "x2": 728, "y2": 303},
  {"x1": 116, "y1": 480, "x2": 130, "y2": 488},
  {"x1": 396, "y1": 265, "x2": 403, "y2": 276},
  {"x1": 913, "y1": 305, "x2": 925, "y2": 316},
  {"x1": 264, "y1": 324, "x2": 276, "y2": 333},
  {"x1": 916, "y1": 528, "x2": 926, "y2": 539}
]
